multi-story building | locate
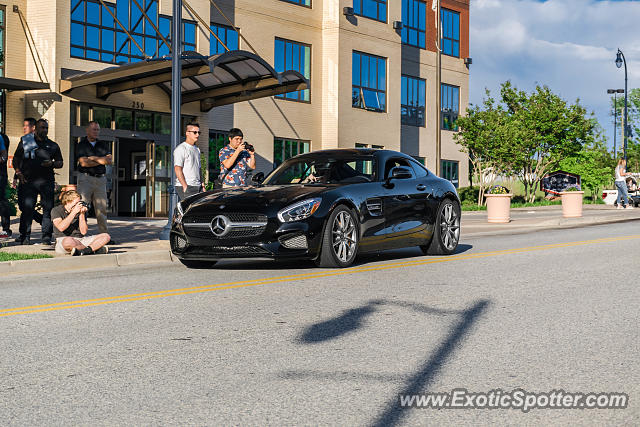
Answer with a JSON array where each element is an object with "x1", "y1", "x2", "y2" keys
[{"x1": 0, "y1": 0, "x2": 469, "y2": 217}]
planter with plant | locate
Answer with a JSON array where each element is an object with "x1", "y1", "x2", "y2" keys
[
  {"x1": 559, "y1": 184, "x2": 584, "y2": 218},
  {"x1": 485, "y1": 185, "x2": 512, "y2": 223}
]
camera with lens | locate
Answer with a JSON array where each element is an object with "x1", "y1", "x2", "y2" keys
[
  {"x1": 243, "y1": 142, "x2": 254, "y2": 152},
  {"x1": 78, "y1": 201, "x2": 90, "y2": 209}
]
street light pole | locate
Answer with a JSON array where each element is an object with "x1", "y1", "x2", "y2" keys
[
  {"x1": 615, "y1": 49, "x2": 628, "y2": 161},
  {"x1": 607, "y1": 88, "x2": 624, "y2": 158},
  {"x1": 160, "y1": 0, "x2": 182, "y2": 240}
]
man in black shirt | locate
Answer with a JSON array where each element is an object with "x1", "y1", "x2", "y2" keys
[
  {"x1": 0, "y1": 131, "x2": 11, "y2": 237},
  {"x1": 12, "y1": 118, "x2": 63, "y2": 245},
  {"x1": 76, "y1": 121, "x2": 112, "y2": 237}
]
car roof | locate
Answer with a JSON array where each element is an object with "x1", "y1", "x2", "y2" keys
[{"x1": 295, "y1": 148, "x2": 412, "y2": 160}]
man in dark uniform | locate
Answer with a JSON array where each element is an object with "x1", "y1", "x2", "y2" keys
[
  {"x1": 76, "y1": 121, "x2": 112, "y2": 239},
  {"x1": 0, "y1": 130, "x2": 11, "y2": 237},
  {"x1": 12, "y1": 118, "x2": 42, "y2": 230},
  {"x1": 12, "y1": 118, "x2": 63, "y2": 245}
]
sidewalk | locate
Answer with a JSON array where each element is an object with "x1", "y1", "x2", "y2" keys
[{"x1": 1, "y1": 204, "x2": 639, "y2": 275}]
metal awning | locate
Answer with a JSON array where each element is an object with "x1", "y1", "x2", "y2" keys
[
  {"x1": 59, "y1": 50, "x2": 308, "y2": 112},
  {"x1": 0, "y1": 77, "x2": 50, "y2": 91}
]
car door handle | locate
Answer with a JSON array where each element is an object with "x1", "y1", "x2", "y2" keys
[{"x1": 416, "y1": 184, "x2": 427, "y2": 191}]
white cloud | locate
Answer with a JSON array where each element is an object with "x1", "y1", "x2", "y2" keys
[{"x1": 470, "y1": 0, "x2": 640, "y2": 145}]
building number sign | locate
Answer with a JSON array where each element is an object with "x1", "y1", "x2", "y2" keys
[{"x1": 132, "y1": 101, "x2": 145, "y2": 110}]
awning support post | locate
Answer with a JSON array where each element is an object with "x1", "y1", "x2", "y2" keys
[{"x1": 160, "y1": 0, "x2": 182, "y2": 240}]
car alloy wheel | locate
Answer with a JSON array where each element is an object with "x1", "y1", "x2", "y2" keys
[
  {"x1": 332, "y1": 210, "x2": 357, "y2": 263},
  {"x1": 439, "y1": 202, "x2": 460, "y2": 251},
  {"x1": 317, "y1": 205, "x2": 359, "y2": 268}
]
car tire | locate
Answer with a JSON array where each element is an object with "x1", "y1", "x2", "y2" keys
[
  {"x1": 421, "y1": 198, "x2": 461, "y2": 256},
  {"x1": 179, "y1": 259, "x2": 218, "y2": 269},
  {"x1": 316, "y1": 205, "x2": 359, "y2": 268}
]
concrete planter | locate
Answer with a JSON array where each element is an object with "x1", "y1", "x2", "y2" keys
[
  {"x1": 560, "y1": 191, "x2": 584, "y2": 218},
  {"x1": 485, "y1": 193, "x2": 512, "y2": 223}
]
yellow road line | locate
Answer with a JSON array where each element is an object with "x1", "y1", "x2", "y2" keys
[{"x1": 2, "y1": 234, "x2": 639, "y2": 318}]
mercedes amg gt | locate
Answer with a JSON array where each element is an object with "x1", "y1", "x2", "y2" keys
[{"x1": 170, "y1": 149, "x2": 461, "y2": 268}]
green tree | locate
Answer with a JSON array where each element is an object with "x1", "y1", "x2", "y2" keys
[
  {"x1": 610, "y1": 88, "x2": 640, "y2": 158},
  {"x1": 501, "y1": 82, "x2": 594, "y2": 202},
  {"x1": 454, "y1": 90, "x2": 515, "y2": 205},
  {"x1": 558, "y1": 122, "x2": 614, "y2": 201}
]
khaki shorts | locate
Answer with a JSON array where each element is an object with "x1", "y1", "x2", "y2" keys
[{"x1": 55, "y1": 235, "x2": 98, "y2": 255}]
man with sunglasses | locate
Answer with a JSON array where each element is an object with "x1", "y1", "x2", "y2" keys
[{"x1": 174, "y1": 123, "x2": 205, "y2": 200}]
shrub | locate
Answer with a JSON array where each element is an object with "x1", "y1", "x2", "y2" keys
[{"x1": 458, "y1": 186, "x2": 480, "y2": 204}]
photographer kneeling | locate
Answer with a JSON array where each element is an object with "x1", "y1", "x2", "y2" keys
[{"x1": 52, "y1": 190, "x2": 110, "y2": 256}]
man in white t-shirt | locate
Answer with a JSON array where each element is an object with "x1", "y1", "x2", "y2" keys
[{"x1": 174, "y1": 123, "x2": 205, "y2": 201}]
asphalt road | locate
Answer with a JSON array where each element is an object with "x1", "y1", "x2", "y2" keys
[{"x1": 1, "y1": 223, "x2": 638, "y2": 426}]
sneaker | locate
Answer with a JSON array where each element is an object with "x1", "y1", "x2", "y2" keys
[
  {"x1": 626, "y1": 205, "x2": 634, "y2": 209},
  {"x1": 0, "y1": 231, "x2": 8, "y2": 238},
  {"x1": 36, "y1": 240, "x2": 52, "y2": 246},
  {"x1": 107, "y1": 239, "x2": 118, "y2": 245},
  {"x1": 617, "y1": 205, "x2": 624, "y2": 210},
  {"x1": 95, "y1": 246, "x2": 109, "y2": 255},
  {"x1": 70, "y1": 248, "x2": 80, "y2": 256}
]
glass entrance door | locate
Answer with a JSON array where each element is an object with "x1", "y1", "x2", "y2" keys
[{"x1": 145, "y1": 141, "x2": 171, "y2": 217}]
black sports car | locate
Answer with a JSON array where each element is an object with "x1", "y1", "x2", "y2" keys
[{"x1": 170, "y1": 149, "x2": 461, "y2": 268}]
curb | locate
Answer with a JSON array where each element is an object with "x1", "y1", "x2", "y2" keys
[
  {"x1": 0, "y1": 249, "x2": 176, "y2": 276},
  {"x1": 463, "y1": 215, "x2": 640, "y2": 238}
]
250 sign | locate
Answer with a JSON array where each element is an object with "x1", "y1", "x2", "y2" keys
[{"x1": 131, "y1": 101, "x2": 145, "y2": 110}]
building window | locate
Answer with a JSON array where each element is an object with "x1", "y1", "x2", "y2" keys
[
  {"x1": 209, "y1": 130, "x2": 229, "y2": 180},
  {"x1": 441, "y1": 83, "x2": 459, "y2": 131},
  {"x1": 441, "y1": 8, "x2": 460, "y2": 57},
  {"x1": 70, "y1": 0, "x2": 197, "y2": 64},
  {"x1": 354, "y1": 0, "x2": 387, "y2": 22},
  {"x1": 210, "y1": 23, "x2": 238, "y2": 55},
  {"x1": 401, "y1": 0, "x2": 425, "y2": 48},
  {"x1": 352, "y1": 51, "x2": 386, "y2": 113},
  {"x1": 274, "y1": 138, "x2": 310, "y2": 167},
  {"x1": 401, "y1": 75, "x2": 426, "y2": 127},
  {"x1": 280, "y1": 0, "x2": 311, "y2": 7},
  {"x1": 441, "y1": 160, "x2": 458, "y2": 187},
  {"x1": 274, "y1": 38, "x2": 311, "y2": 102}
]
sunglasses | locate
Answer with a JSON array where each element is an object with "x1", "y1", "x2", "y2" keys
[{"x1": 188, "y1": 130, "x2": 201, "y2": 134}]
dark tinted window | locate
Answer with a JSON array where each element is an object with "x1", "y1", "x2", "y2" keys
[{"x1": 409, "y1": 159, "x2": 428, "y2": 177}]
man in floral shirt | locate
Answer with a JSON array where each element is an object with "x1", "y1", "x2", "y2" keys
[{"x1": 219, "y1": 128, "x2": 256, "y2": 187}]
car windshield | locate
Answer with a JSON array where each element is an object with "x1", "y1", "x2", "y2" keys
[{"x1": 263, "y1": 157, "x2": 376, "y2": 185}]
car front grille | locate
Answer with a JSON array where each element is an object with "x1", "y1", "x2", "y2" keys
[
  {"x1": 188, "y1": 245, "x2": 271, "y2": 256},
  {"x1": 182, "y1": 212, "x2": 268, "y2": 239},
  {"x1": 183, "y1": 213, "x2": 267, "y2": 223}
]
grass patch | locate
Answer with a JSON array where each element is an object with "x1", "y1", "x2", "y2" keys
[{"x1": 0, "y1": 252, "x2": 53, "y2": 262}]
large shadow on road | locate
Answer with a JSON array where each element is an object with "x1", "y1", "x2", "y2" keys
[{"x1": 291, "y1": 298, "x2": 490, "y2": 427}]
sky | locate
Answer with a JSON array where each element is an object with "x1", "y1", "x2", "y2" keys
[{"x1": 469, "y1": 0, "x2": 640, "y2": 151}]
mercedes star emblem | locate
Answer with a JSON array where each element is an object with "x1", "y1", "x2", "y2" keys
[{"x1": 210, "y1": 215, "x2": 230, "y2": 237}]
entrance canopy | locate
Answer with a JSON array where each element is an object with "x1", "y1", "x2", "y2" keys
[
  {"x1": 60, "y1": 50, "x2": 308, "y2": 112},
  {"x1": 0, "y1": 77, "x2": 50, "y2": 91}
]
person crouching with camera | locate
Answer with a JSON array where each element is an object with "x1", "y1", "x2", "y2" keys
[
  {"x1": 51, "y1": 190, "x2": 110, "y2": 256},
  {"x1": 219, "y1": 128, "x2": 255, "y2": 188}
]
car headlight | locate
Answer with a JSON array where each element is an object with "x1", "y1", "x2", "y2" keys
[
  {"x1": 173, "y1": 201, "x2": 184, "y2": 224},
  {"x1": 277, "y1": 198, "x2": 322, "y2": 222}
]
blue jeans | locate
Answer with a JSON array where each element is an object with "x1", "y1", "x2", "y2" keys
[{"x1": 615, "y1": 181, "x2": 629, "y2": 206}]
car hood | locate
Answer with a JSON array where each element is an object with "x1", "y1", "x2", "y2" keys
[{"x1": 183, "y1": 184, "x2": 332, "y2": 215}]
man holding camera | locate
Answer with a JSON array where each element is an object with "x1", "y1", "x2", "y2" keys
[
  {"x1": 52, "y1": 190, "x2": 110, "y2": 256},
  {"x1": 12, "y1": 118, "x2": 63, "y2": 245},
  {"x1": 174, "y1": 122, "x2": 206, "y2": 201},
  {"x1": 219, "y1": 128, "x2": 255, "y2": 188}
]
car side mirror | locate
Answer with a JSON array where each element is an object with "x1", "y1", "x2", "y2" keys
[
  {"x1": 387, "y1": 166, "x2": 413, "y2": 181},
  {"x1": 252, "y1": 172, "x2": 265, "y2": 184}
]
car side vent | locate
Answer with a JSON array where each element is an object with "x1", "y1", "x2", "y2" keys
[{"x1": 366, "y1": 198, "x2": 382, "y2": 216}]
